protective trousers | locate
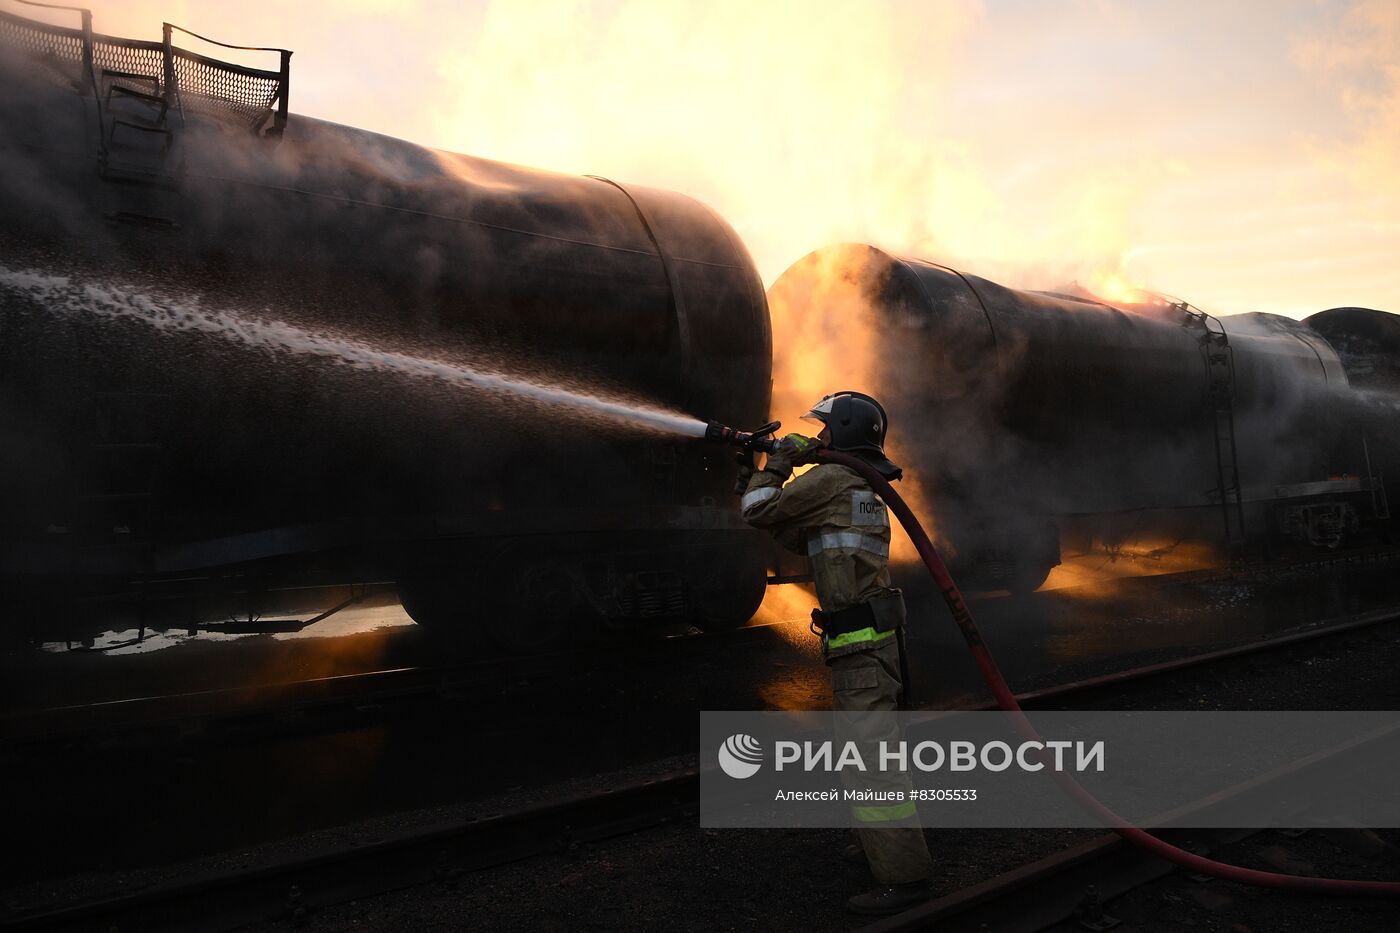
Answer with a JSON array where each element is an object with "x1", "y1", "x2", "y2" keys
[{"x1": 830, "y1": 636, "x2": 933, "y2": 885}]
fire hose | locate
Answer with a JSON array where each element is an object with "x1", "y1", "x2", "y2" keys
[
  {"x1": 705, "y1": 422, "x2": 1400, "y2": 896},
  {"x1": 817, "y1": 447, "x2": 1400, "y2": 897}
]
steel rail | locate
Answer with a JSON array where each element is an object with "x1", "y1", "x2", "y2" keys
[
  {"x1": 959, "y1": 604, "x2": 1400, "y2": 712},
  {"x1": 0, "y1": 771, "x2": 699, "y2": 932}
]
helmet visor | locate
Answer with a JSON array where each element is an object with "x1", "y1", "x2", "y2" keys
[{"x1": 801, "y1": 394, "x2": 837, "y2": 425}]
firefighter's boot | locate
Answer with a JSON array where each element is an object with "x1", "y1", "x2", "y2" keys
[{"x1": 845, "y1": 881, "x2": 932, "y2": 916}]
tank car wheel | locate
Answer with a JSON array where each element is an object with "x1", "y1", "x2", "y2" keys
[
  {"x1": 1006, "y1": 559, "x2": 1054, "y2": 596},
  {"x1": 692, "y1": 553, "x2": 768, "y2": 631},
  {"x1": 397, "y1": 575, "x2": 478, "y2": 642},
  {"x1": 493, "y1": 560, "x2": 576, "y2": 652},
  {"x1": 398, "y1": 558, "x2": 578, "y2": 654},
  {"x1": 1006, "y1": 523, "x2": 1060, "y2": 595}
]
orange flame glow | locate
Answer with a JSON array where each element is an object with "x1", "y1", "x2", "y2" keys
[
  {"x1": 1043, "y1": 535, "x2": 1222, "y2": 595},
  {"x1": 765, "y1": 247, "x2": 939, "y2": 565},
  {"x1": 1086, "y1": 268, "x2": 1150, "y2": 306}
]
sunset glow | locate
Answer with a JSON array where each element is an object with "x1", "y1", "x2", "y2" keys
[{"x1": 64, "y1": 0, "x2": 1400, "y2": 319}]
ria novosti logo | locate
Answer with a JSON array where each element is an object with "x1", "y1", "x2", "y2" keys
[
  {"x1": 718, "y1": 733, "x2": 764, "y2": 779},
  {"x1": 714, "y1": 734, "x2": 1107, "y2": 780}
]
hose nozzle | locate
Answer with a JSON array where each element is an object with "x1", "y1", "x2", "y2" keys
[{"x1": 705, "y1": 419, "x2": 782, "y2": 455}]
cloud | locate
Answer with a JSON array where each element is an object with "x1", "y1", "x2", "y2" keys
[{"x1": 1295, "y1": 0, "x2": 1400, "y2": 196}]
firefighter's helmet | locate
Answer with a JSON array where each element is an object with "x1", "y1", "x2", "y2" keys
[{"x1": 801, "y1": 390, "x2": 901, "y2": 479}]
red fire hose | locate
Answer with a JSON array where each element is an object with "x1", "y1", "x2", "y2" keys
[{"x1": 815, "y1": 448, "x2": 1400, "y2": 897}]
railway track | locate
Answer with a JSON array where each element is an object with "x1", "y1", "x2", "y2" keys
[
  {"x1": 5, "y1": 605, "x2": 1398, "y2": 932},
  {"x1": 858, "y1": 827, "x2": 1255, "y2": 933},
  {"x1": 0, "y1": 769, "x2": 701, "y2": 933},
  {"x1": 957, "y1": 605, "x2": 1400, "y2": 711}
]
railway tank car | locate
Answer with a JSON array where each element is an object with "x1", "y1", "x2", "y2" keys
[
  {"x1": 0, "y1": 8, "x2": 773, "y2": 645},
  {"x1": 768, "y1": 244, "x2": 1390, "y2": 591},
  {"x1": 1306, "y1": 308, "x2": 1400, "y2": 392},
  {"x1": 1304, "y1": 307, "x2": 1399, "y2": 529}
]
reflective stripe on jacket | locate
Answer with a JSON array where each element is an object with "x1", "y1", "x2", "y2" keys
[{"x1": 740, "y1": 462, "x2": 897, "y2": 658}]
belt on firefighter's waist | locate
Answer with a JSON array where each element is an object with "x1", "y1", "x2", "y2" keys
[{"x1": 810, "y1": 590, "x2": 907, "y2": 638}]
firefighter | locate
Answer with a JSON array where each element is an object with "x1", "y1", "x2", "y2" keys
[{"x1": 738, "y1": 391, "x2": 933, "y2": 916}]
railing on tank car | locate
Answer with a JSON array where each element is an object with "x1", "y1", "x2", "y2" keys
[{"x1": 1, "y1": 0, "x2": 291, "y2": 137}]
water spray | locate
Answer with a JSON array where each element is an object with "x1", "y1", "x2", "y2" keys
[{"x1": 0, "y1": 265, "x2": 712, "y2": 439}]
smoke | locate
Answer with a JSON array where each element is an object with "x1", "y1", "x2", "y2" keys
[
  {"x1": 766, "y1": 244, "x2": 1387, "y2": 590},
  {"x1": 765, "y1": 246, "x2": 953, "y2": 563}
]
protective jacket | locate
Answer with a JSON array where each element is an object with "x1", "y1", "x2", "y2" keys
[{"x1": 741, "y1": 462, "x2": 899, "y2": 658}]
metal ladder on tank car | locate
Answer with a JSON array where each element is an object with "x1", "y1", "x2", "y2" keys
[
  {"x1": 96, "y1": 70, "x2": 184, "y2": 229},
  {"x1": 1179, "y1": 302, "x2": 1247, "y2": 548},
  {"x1": 5, "y1": 5, "x2": 293, "y2": 227},
  {"x1": 65, "y1": 388, "x2": 168, "y2": 644},
  {"x1": 89, "y1": 22, "x2": 193, "y2": 228}
]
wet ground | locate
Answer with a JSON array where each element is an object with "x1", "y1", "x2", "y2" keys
[{"x1": 2, "y1": 553, "x2": 1398, "y2": 901}]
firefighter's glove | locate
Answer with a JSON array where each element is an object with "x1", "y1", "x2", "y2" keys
[
  {"x1": 734, "y1": 458, "x2": 756, "y2": 494},
  {"x1": 764, "y1": 433, "x2": 822, "y2": 479}
]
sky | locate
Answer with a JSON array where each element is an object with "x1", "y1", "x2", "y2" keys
[{"x1": 44, "y1": 0, "x2": 1400, "y2": 319}]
